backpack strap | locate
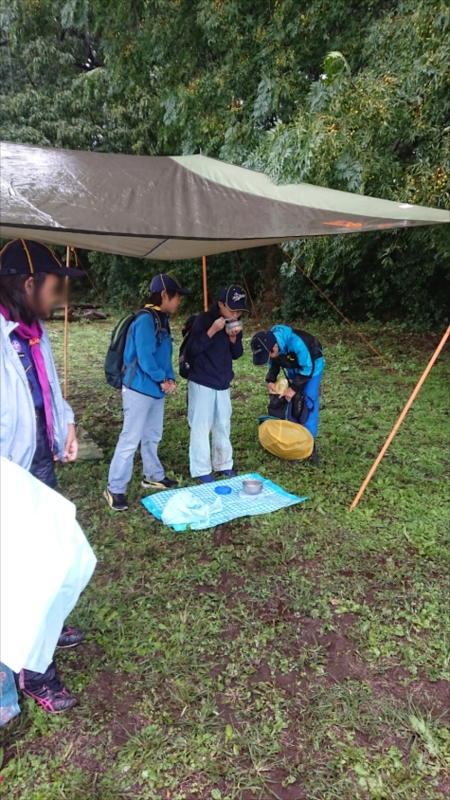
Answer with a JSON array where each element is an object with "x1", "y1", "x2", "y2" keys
[
  {"x1": 144, "y1": 305, "x2": 170, "y2": 344},
  {"x1": 292, "y1": 328, "x2": 323, "y2": 379},
  {"x1": 123, "y1": 308, "x2": 168, "y2": 388}
]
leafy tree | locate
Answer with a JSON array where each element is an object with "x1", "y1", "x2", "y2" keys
[
  {"x1": 248, "y1": 0, "x2": 450, "y2": 325},
  {"x1": 1, "y1": 0, "x2": 448, "y2": 325}
]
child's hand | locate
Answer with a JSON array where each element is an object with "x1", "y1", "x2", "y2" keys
[
  {"x1": 226, "y1": 325, "x2": 242, "y2": 337},
  {"x1": 161, "y1": 380, "x2": 176, "y2": 393},
  {"x1": 280, "y1": 387, "x2": 296, "y2": 401},
  {"x1": 64, "y1": 423, "x2": 79, "y2": 462},
  {"x1": 267, "y1": 382, "x2": 276, "y2": 394},
  {"x1": 207, "y1": 317, "x2": 226, "y2": 337}
]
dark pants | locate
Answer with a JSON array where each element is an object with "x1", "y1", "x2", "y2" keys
[
  {"x1": 15, "y1": 410, "x2": 58, "y2": 691},
  {"x1": 16, "y1": 660, "x2": 59, "y2": 694},
  {"x1": 30, "y1": 408, "x2": 57, "y2": 490}
]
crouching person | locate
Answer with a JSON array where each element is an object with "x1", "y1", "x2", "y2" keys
[
  {"x1": 105, "y1": 274, "x2": 192, "y2": 511},
  {"x1": 251, "y1": 326, "x2": 324, "y2": 440}
]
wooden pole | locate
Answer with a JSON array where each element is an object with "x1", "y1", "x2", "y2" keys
[
  {"x1": 350, "y1": 325, "x2": 450, "y2": 511},
  {"x1": 63, "y1": 247, "x2": 70, "y2": 399},
  {"x1": 202, "y1": 255, "x2": 208, "y2": 311}
]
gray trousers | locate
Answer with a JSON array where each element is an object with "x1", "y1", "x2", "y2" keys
[{"x1": 108, "y1": 387, "x2": 165, "y2": 493}]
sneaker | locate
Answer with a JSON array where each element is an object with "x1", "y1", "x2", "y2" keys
[
  {"x1": 198, "y1": 473, "x2": 215, "y2": 483},
  {"x1": 141, "y1": 477, "x2": 179, "y2": 490},
  {"x1": 21, "y1": 681, "x2": 78, "y2": 713},
  {"x1": 57, "y1": 626, "x2": 85, "y2": 649},
  {"x1": 216, "y1": 469, "x2": 237, "y2": 478},
  {"x1": 103, "y1": 489, "x2": 129, "y2": 511}
]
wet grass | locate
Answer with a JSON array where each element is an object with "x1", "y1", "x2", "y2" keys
[{"x1": 1, "y1": 315, "x2": 449, "y2": 800}]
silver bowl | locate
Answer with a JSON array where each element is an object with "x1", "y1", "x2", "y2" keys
[
  {"x1": 242, "y1": 479, "x2": 263, "y2": 496},
  {"x1": 225, "y1": 320, "x2": 243, "y2": 333}
]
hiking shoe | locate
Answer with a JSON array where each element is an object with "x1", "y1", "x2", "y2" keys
[
  {"x1": 141, "y1": 477, "x2": 179, "y2": 490},
  {"x1": 103, "y1": 489, "x2": 129, "y2": 511},
  {"x1": 21, "y1": 681, "x2": 78, "y2": 713},
  {"x1": 57, "y1": 626, "x2": 85, "y2": 649},
  {"x1": 198, "y1": 473, "x2": 215, "y2": 483},
  {"x1": 217, "y1": 469, "x2": 237, "y2": 478}
]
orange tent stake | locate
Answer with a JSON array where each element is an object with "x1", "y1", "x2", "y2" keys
[
  {"x1": 202, "y1": 255, "x2": 208, "y2": 311},
  {"x1": 350, "y1": 325, "x2": 450, "y2": 511},
  {"x1": 63, "y1": 246, "x2": 70, "y2": 399}
]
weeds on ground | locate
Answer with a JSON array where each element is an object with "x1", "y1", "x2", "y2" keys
[{"x1": 1, "y1": 316, "x2": 449, "y2": 799}]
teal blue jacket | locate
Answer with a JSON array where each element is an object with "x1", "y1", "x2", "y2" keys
[
  {"x1": 269, "y1": 325, "x2": 325, "y2": 382},
  {"x1": 123, "y1": 310, "x2": 175, "y2": 398}
]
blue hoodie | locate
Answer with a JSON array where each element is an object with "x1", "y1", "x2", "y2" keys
[
  {"x1": 123, "y1": 309, "x2": 175, "y2": 398},
  {"x1": 268, "y1": 325, "x2": 325, "y2": 384}
]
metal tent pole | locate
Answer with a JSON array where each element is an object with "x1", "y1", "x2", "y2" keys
[
  {"x1": 63, "y1": 246, "x2": 70, "y2": 399},
  {"x1": 350, "y1": 325, "x2": 450, "y2": 511},
  {"x1": 202, "y1": 255, "x2": 208, "y2": 311}
]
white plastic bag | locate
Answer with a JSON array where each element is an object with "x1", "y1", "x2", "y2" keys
[
  {"x1": 161, "y1": 490, "x2": 222, "y2": 529},
  {"x1": 0, "y1": 457, "x2": 97, "y2": 674}
]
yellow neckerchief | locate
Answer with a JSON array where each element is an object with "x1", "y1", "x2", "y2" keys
[{"x1": 145, "y1": 304, "x2": 161, "y2": 311}]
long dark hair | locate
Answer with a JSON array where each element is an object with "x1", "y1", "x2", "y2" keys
[{"x1": 0, "y1": 274, "x2": 47, "y2": 325}]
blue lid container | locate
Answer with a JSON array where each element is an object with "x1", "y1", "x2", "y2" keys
[{"x1": 214, "y1": 485, "x2": 232, "y2": 495}]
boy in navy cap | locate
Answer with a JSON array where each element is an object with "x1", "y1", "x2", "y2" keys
[
  {"x1": 186, "y1": 285, "x2": 248, "y2": 482},
  {"x1": 251, "y1": 326, "x2": 324, "y2": 440},
  {"x1": 105, "y1": 274, "x2": 192, "y2": 511}
]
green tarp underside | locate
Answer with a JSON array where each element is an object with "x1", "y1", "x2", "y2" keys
[{"x1": 1, "y1": 142, "x2": 448, "y2": 260}]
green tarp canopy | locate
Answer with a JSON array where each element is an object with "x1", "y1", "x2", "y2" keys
[{"x1": 1, "y1": 141, "x2": 448, "y2": 260}]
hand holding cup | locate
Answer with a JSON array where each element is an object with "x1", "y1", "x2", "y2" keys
[{"x1": 225, "y1": 319, "x2": 243, "y2": 337}]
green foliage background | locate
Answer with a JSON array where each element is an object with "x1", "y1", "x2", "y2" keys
[{"x1": 1, "y1": 0, "x2": 449, "y2": 324}]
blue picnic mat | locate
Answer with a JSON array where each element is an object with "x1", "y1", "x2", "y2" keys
[{"x1": 142, "y1": 472, "x2": 307, "y2": 531}]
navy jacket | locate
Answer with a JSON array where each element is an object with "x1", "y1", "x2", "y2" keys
[{"x1": 187, "y1": 304, "x2": 243, "y2": 390}]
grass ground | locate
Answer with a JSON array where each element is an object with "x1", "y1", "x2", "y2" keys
[{"x1": 1, "y1": 314, "x2": 449, "y2": 800}]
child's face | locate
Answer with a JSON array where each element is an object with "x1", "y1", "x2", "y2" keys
[
  {"x1": 270, "y1": 343, "x2": 279, "y2": 358},
  {"x1": 218, "y1": 301, "x2": 241, "y2": 320},
  {"x1": 25, "y1": 273, "x2": 63, "y2": 319},
  {"x1": 160, "y1": 291, "x2": 181, "y2": 314}
]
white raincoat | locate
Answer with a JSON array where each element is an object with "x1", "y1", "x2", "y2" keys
[{"x1": 0, "y1": 457, "x2": 96, "y2": 674}]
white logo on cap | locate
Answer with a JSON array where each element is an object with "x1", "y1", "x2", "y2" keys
[{"x1": 232, "y1": 291, "x2": 245, "y2": 303}]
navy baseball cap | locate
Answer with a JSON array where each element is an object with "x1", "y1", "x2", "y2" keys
[
  {"x1": 0, "y1": 239, "x2": 84, "y2": 277},
  {"x1": 219, "y1": 285, "x2": 249, "y2": 312},
  {"x1": 251, "y1": 331, "x2": 277, "y2": 365},
  {"x1": 150, "y1": 273, "x2": 192, "y2": 295}
]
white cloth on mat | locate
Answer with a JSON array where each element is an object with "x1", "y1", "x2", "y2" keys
[
  {"x1": 0, "y1": 457, "x2": 97, "y2": 674},
  {"x1": 161, "y1": 489, "x2": 223, "y2": 529}
]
